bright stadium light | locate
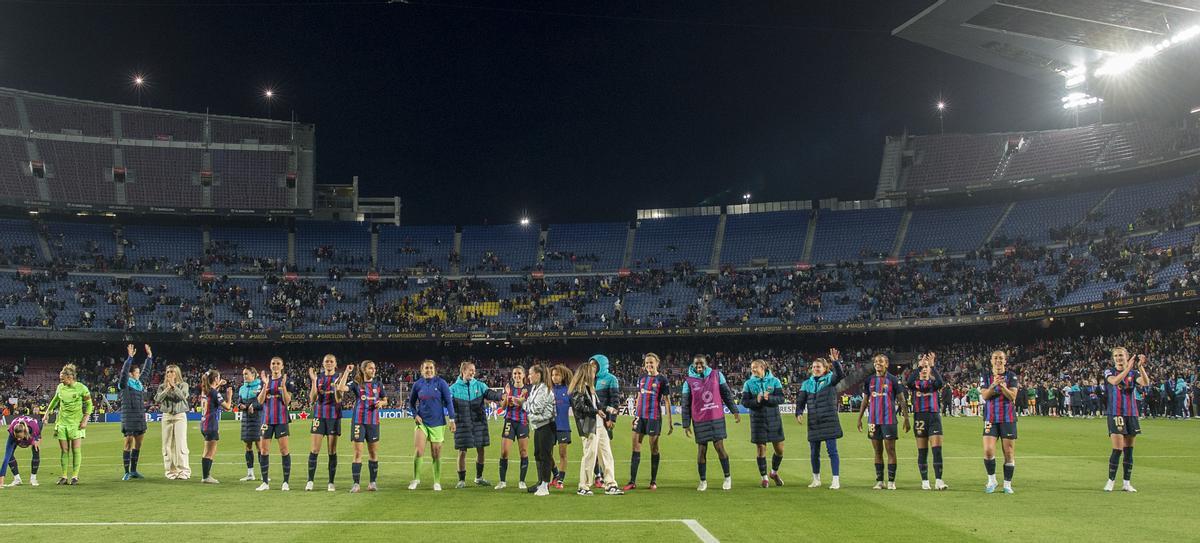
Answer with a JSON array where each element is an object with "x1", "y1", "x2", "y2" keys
[
  {"x1": 1095, "y1": 25, "x2": 1200, "y2": 77},
  {"x1": 742, "y1": 193, "x2": 751, "y2": 204},
  {"x1": 520, "y1": 217, "x2": 530, "y2": 226},
  {"x1": 262, "y1": 87, "x2": 277, "y2": 118},
  {"x1": 1061, "y1": 92, "x2": 1102, "y2": 109},
  {"x1": 130, "y1": 73, "x2": 148, "y2": 106},
  {"x1": 935, "y1": 97, "x2": 946, "y2": 134}
]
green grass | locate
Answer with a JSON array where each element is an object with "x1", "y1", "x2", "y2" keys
[{"x1": 3, "y1": 415, "x2": 1199, "y2": 542}]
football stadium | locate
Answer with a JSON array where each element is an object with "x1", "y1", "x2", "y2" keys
[{"x1": 1, "y1": 1, "x2": 1200, "y2": 541}]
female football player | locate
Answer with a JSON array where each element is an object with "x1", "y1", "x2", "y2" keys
[
  {"x1": 347, "y1": 360, "x2": 387, "y2": 493},
  {"x1": 906, "y1": 352, "x2": 947, "y2": 490},
  {"x1": 495, "y1": 366, "x2": 529, "y2": 490},
  {"x1": 795, "y1": 349, "x2": 846, "y2": 490},
  {"x1": 981, "y1": 350, "x2": 1019, "y2": 494},
  {"x1": 857, "y1": 354, "x2": 908, "y2": 490},
  {"x1": 255, "y1": 357, "x2": 294, "y2": 491},
  {"x1": 1103, "y1": 347, "x2": 1150, "y2": 492},
  {"x1": 408, "y1": 359, "x2": 455, "y2": 491},
  {"x1": 450, "y1": 361, "x2": 502, "y2": 488},
  {"x1": 743, "y1": 359, "x2": 784, "y2": 488},
  {"x1": 237, "y1": 367, "x2": 263, "y2": 482},
  {"x1": 199, "y1": 369, "x2": 232, "y2": 484},
  {"x1": 118, "y1": 344, "x2": 154, "y2": 481},
  {"x1": 306, "y1": 354, "x2": 352, "y2": 492},
  {"x1": 43, "y1": 364, "x2": 92, "y2": 485}
]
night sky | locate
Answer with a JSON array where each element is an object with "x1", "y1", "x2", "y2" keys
[{"x1": 0, "y1": 0, "x2": 1073, "y2": 225}]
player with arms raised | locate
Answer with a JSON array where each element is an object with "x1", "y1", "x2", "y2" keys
[
  {"x1": 906, "y1": 352, "x2": 947, "y2": 490},
  {"x1": 117, "y1": 343, "x2": 154, "y2": 481}
]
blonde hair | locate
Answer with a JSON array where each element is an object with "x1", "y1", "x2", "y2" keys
[
  {"x1": 60, "y1": 364, "x2": 77, "y2": 379},
  {"x1": 810, "y1": 358, "x2": 829, "y2": 371},
  {"x1": 1111, "y1": 346, "x2": 1129, "y2": 357},
  {"x1": 751, "y1": 359, "x2": 769, "y2": 371},
  {"x1": 459, "y1": 360, "x2": 475, "y2": 377},
  {"x1": 569, "y1": 362, "x2": 595, "y2": 395},
  {"x1": 643, "y1": 352, "x2": 661, "y2": 364}
]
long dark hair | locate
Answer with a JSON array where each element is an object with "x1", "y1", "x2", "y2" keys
[{"x1": 200, "y1": 369, "x2": 220, "y2": 394}]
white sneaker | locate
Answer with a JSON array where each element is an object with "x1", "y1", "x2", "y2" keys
[
  {"x1": 280, "y1": 482, "x2": 290, "y2": 491},
  {"x1": 255, "y1": 482, "x2": 270, "y2": 491},
  {"x1": 455, "y1": 480, "x2": 466, "y2": 489},
  {"x1": 239, "y1": 473, "x2": 256, "y2": 482},
  {"x1": 829, "y1": 476, "x2": 840, "y2": 490},
  {"x1": 808, "y1": 475, "x2": 821, "y2": 488},
  {"x1": 408, "y1": 480, "x2": 421, "y2": 490},
  {"x1": 1103, "y1": 479, "x2": 1115, "y2": 492},
  {"x1": 4, "y1": 475, "x2": 20, "y2": 487},
  {"x1": 201, "y1": 477, "x2": 220, "y2": 484},
  {"x1": 887, "y1": 482, "x2": 897, "y2": 490},
  {"x1": 494, "y1": 481, "x2": 507, "y2": 490},
  {"x1": 1122, "y1": 481, "x2": 1137, "y2": 493},
  {"x1": 327, "y1": 483, "x2": 336, "y2": 492},
  {"x1": 304, "y1": 481, "x2": 314, "y2": 491},
  {"x1": 534, "y1": 483, "x2": 550, "y2": 496},
  {"x1": 921, "y1": 480, "x2": 931, "y2": 490},
  {"x1": 872, "y1": 481, "x2": 884, "y2": 490},
  {"x1": 935, "y1": 479, "x2": 948, "y2": 490},
  {"x1": 518, "y1": 481, "x2": 527, "y2": 490},
  {"x1": 28, "y1": 475, "x2": 37, "y2": 487},
  {"x1": 433, "y1": 483, "x2": 443, "y2": 491},
  {"x1": 697, "y1": 480, "x2": 708, "y2": 492},
  {"x1": 722, "y1": 477, "x2": 732, "y2": 491}
]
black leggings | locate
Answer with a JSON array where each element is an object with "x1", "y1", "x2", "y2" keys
[{"x1": 533, "y1": 424, "x2": 555, "y2": 485}]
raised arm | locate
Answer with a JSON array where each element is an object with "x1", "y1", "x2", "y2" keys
[
  {"x1": 221, "y1": 385, "x2": 233, "y2": 411},
  {"x1": 140, "y1": 344, "x2": 155, "y2": 383},
  {"x1": 1134, "y1": 355, "x2": 1150, "y2": 387},
  {"x1": 119, "y1": 345, "x2": 135, "y2": 389},
  {"x1": 1106, "y1": 363, "x2": 1134, "y2": 386}
]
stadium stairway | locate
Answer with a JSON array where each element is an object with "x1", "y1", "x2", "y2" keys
[
  {"x1": 621, "y1": 224, "x2": 635, "y2": 269},
  {"x1": 452, "y1": 229, "x2": 462, "y2": 275},
  {"x1": 890, "y1": 210, "x2": 912, "y2": 258},
  {"x1": 709, "y1": 213, "x2": 727, "y2": 270},
  {"x1": 1077, "y1": 187, "x2": 1116, "y2": 229},
  {"x1": 983, "y1": 202, "x2": 1016, "y2": 247},
  {"x1": 801, "y1": 211, "x2": 818, "y2": 263}
]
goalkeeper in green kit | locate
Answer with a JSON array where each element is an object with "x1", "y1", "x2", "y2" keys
[{"x1": 41, "y1": 363, "x2": 93, "y2": 485}]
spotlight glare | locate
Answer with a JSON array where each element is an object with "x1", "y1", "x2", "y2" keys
[{"x1": 519, "y1": 217, "x2": 530, "y2": 226}]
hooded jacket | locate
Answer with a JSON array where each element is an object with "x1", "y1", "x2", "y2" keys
[{"x1": 591, "y1": 354, "x2": 620, "y2": 421}]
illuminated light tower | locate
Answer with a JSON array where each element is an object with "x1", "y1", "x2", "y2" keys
[
  {"x1": 935, "y1": 100, "x2": 946, "y2": 134},
  {"x1": 520, "y1": 216, "x2": 531, "y2": 226},
  {"x1": 263, "y1": 88, "x2": 276, "y2": 119},
  {"x1": 131, "y1": 74, "x2": 147, "y2": 107},
  {"x1": 743, "y1": 193, "x2": 751, "y2": 205}
]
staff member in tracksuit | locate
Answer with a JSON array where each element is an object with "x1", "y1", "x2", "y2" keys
[
  {"x1": 795, "y1": 349, "x2": 846, "y2": 490},
  {"x1": 118, "y1": 343, "x2": 154, "y2": 481},
  {"x1": 590, "y1": 354, "x2": 620, "y2": 489},
  {"x1": 681, "y1": 354, "x2": 741, "y2": 492},
  {"x1": 742, "y1": 359, "x2": 785, "y2": 488},
  {"x1": 237, "y1": 367, "x2": 263, "y2": 482},
  {"x1": 450, "y1": 361, "x2": 503, "y2": 488}
]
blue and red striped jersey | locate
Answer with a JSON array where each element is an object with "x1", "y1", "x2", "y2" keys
[
  {"x1": 863, "y1": 374, "x2": 902, "y2": 425},
  {"x1": 1104, "y1": 367, "x2": 1140, "y2": 417},
  {"x1": 202, "y1": 388, "x2": 223, "y2": 433},
  {"x1": 312, "y1": 373, "x2": 341, "y2": 419},
  {"x1": 348, "y1": 380, "x2": 386, "y2": 425},
  {"x1": 906, "y1": 368, "x2": 943, "y2": 413},
  {"x1": 503, "y1": 384, "x2": 529, "y2": 425},
  {"x1": 635, "y1": 374, "x2": 669, "y2": 420},
  {"x1": 981, "y1": 371, "x2": 1019, "y2": 423},
  {"x1": 261, "y1": 377, "x2": 291, "y2": 425}
]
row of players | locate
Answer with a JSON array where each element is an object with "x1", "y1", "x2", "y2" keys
[{"x1": 1, "y1": 345, "x2": 1150, "y2": 495}]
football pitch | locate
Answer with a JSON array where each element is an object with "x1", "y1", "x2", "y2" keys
[{"x1": 2, "y1": 415, "x2": 1198, "y2": 542}]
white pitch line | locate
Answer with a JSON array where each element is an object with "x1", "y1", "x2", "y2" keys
[
  {"x1": 682, "y1": 519, "x2": 719, "y2": 543},
  {"x1": 0, "y1": 518, "x2": 717, "y2": 540}
]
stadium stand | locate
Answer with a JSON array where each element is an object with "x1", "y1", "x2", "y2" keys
[
  {"x1": 542, "y1": 222, "x2": 627, "y2": 272},
  {"x1": 630, "y1": 215, "x2": 718, "y2": 268},
  {"x1": 901, "y1": 203, "x2": 1007, "y2": 256},
  {"x1": 377, "y1": 224, "x2": 455, "y2": 273},
  {"x1": 460, "y1": 224, "x2": 540, "y2": 274},
  {"x1": 810, "y1": 207, "x2": 902, "y2": 263},
  {"x1": 720, "y1": 210, "x2": 810, "y2": 267},
  {"x1": 295, "y1": 220, "x2": 371, "y2": 272}
]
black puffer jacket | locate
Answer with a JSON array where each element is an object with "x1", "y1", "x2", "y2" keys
[
  {"x1": 571, "y1": 389, "x2": 600, "y2": 436},
  {"x1": 794, "y1": 360, "x2": 845, "y2": 442}
]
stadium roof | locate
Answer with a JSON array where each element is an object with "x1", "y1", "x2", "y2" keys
[{"x1": 894, "y1": 1, "x2": 1200, "y2": 97}]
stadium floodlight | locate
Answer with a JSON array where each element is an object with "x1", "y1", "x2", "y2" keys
[
  {"x1": 1095, "y1": 25, "x2": 1200, "y2": 77},
  {"x1": 1061, "y1": 92, "x2": 1102, "y2": 109},
  {"x1": 519, "y1": 217, "x2": 530, "y2": 226},
  {"x1": 262, "y1": 88, "x2": 277, "y2": 118},
  {"x1": 742, "y1": 193, "x2": 751, "y2": 204},
  {"x1": 936, "y1": 101, "x2": 945, "y2": 111},
  {"x1": 935, "y1": 98, "x2": 946, "y2": 134},
  {"x1": 130, "y1": 73, "x2": 148, "y2": 106}
]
